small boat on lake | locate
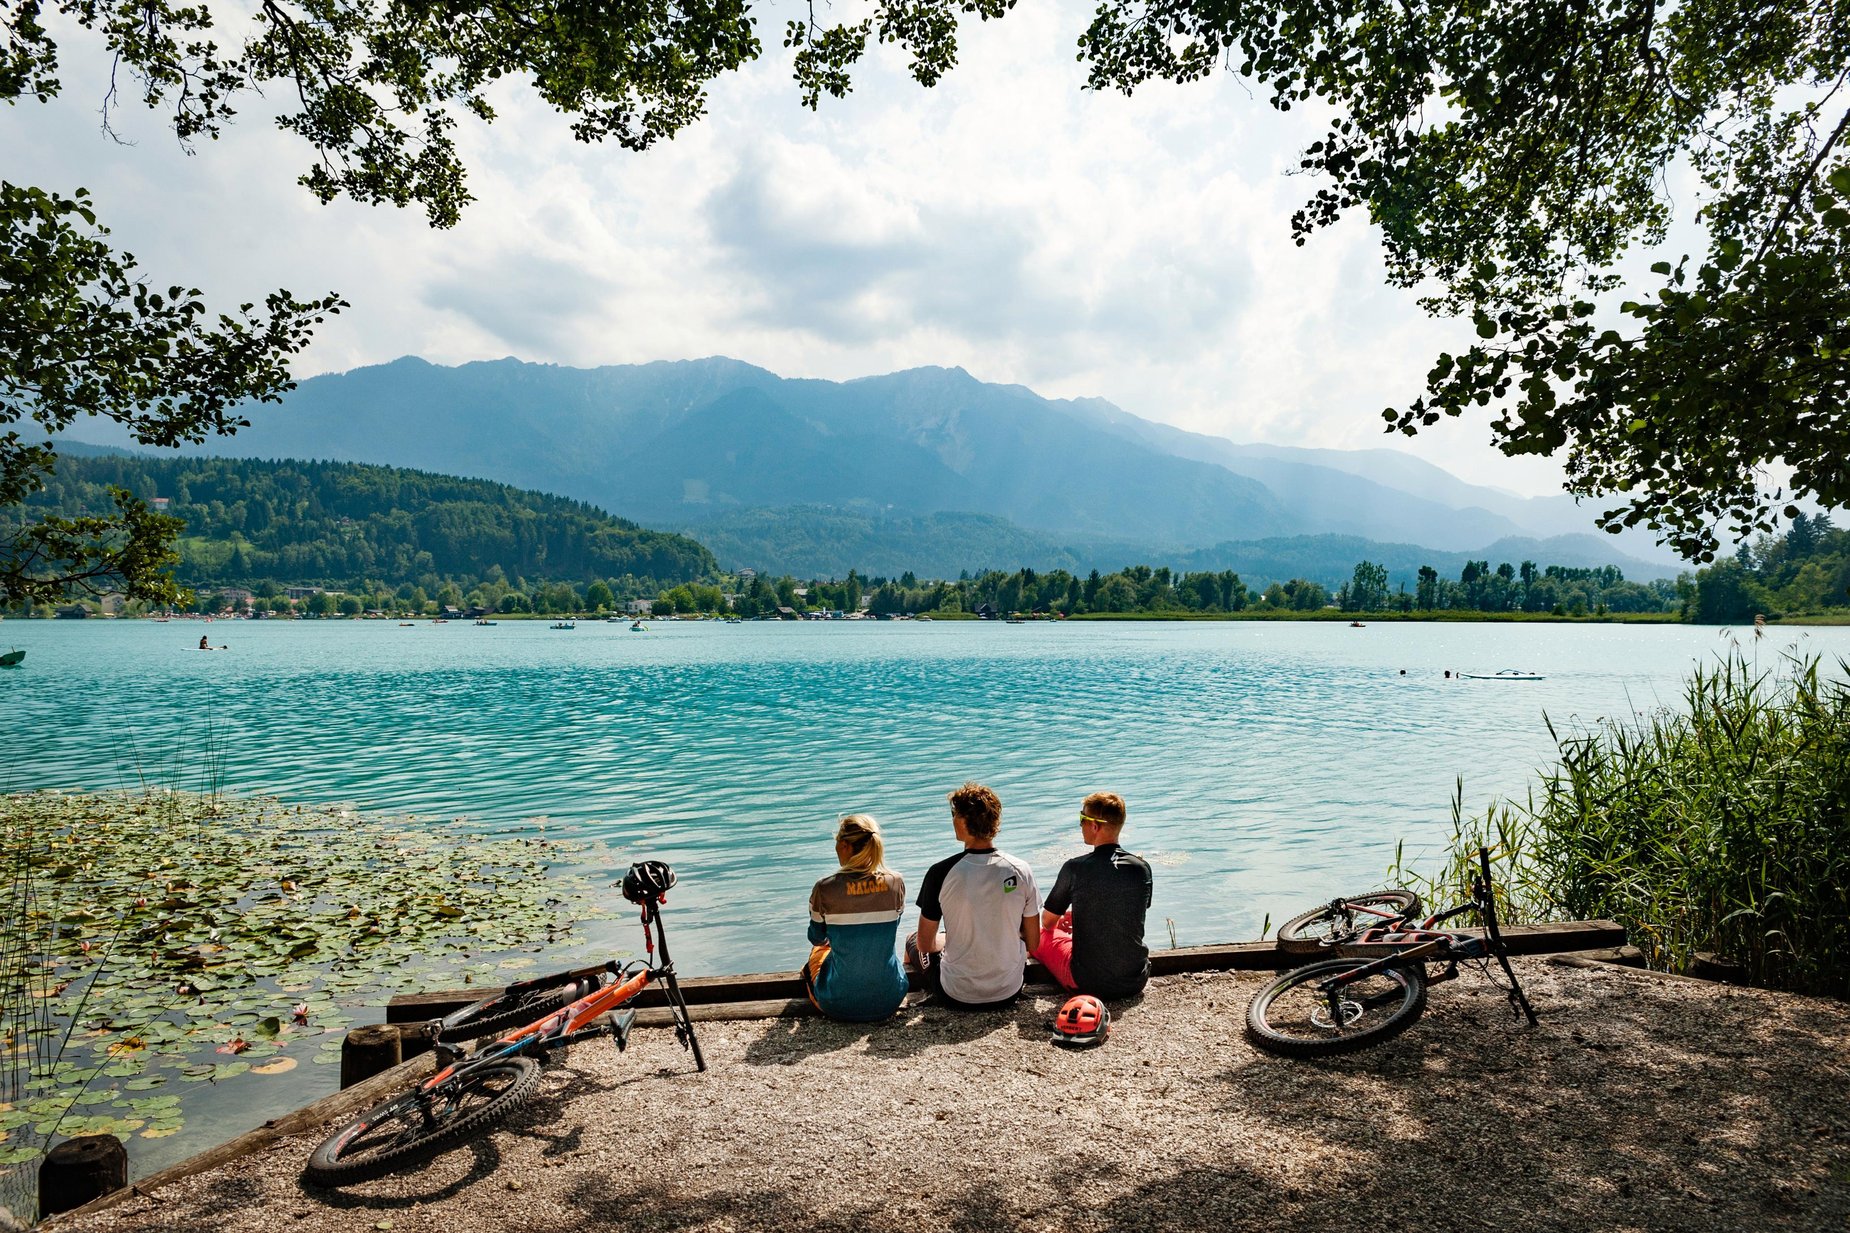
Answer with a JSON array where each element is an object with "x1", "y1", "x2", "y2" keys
[
  {"x1": 398, "y1": 622, "x2": 416, "y2": 627},
  {"x1": 1349, "y1": 621, "x2": 1365, "y2": 628},
  {"x1": 630, "y1": 621, "x2": 646, "y2": 632},
  {"x1": 0, "y1": 649, "x2": 24, "y2": 668},
  {"x1": 1459, "y1": 669, "x2": 1545, "y2": 681},
  {"x1": 474, "y1": 619, "x2": 498, "y2": 626},
  {"x1": 551, "y1": 621, "x2": 576, "y2": 631}
]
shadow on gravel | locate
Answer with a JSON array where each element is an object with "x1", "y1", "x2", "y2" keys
[
  {"x1": 742, "y1": 988, "x2": 1150, "y2": 1064},
  {"x1": 295, "y1": 1137, "x2": 505, "y2": 1210},
  {"x1": 741, "y1": 1002, "x2": 1023, "y2": 1065},
  {"x1": 1213, "y1": 971, "x2": 1850, "y2": 1231}
]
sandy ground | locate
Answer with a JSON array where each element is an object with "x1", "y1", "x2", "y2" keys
[{"x1": 55, "y1": 959, "x2": 1850, "y2": 1233}]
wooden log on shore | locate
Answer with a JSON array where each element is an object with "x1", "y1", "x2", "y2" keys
[
  {"x1": 387, "y1": 920, "x2": 1629, "y2": 1022},
  {"x1": 339, "y1": 1024, "x2": 402, "y2": 1089},
  {"x1": 1689, "y1": 951, "x2": 1746, "y2": 984},
  {"x1": 38, "y1": 1135, "x2": 128, "y2": 1219}
]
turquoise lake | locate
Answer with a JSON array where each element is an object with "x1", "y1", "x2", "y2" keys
[{"x1": 9, "y1": 617, "x2": 1841, "y2": 973}]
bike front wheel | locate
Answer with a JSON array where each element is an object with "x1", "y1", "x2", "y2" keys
[
  {"x1": 1275, "y1": 890, "x2": 1424, "y2": 953},
  {"x1": 303, "y1": 1056, "x2": 543, "y2": 1186},
  {"x1": 436, "y1": 974, "x2": 601, "y2": 1042},
  {"x1": 1246, "y1": 958, "x2": 1427, "y2": 1057}
]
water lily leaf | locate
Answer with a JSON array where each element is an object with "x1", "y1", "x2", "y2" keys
[{"x1": 250, "y1": 1057, "x2": 297, "y2": 1075}]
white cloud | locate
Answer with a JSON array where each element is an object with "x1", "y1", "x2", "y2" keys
[{"x1": 3, "y1": 0, "x2": 1576, "y2": 497}]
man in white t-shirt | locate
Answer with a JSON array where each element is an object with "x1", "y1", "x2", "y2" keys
[{"x1": 906, "y1": 782, "x2": 1041, "y2": 1009}]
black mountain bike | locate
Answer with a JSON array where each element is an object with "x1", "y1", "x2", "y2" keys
[
  {"x1": 1248, "y1": 848, "x2": 1539, "y2": 1057},
  {"x1": 304, "y1": 860, "x2": 705, "y2": 1186},
  {"x1": 1274, "y1": 888, "x2": 1425, "y2": 953}
]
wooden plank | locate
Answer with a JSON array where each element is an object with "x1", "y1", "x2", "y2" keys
[
  {"x1": 1547, "y1": 944, "x2": 1646, "y2": 968},
  {"x1": 388, "y1": 920, "x2": 1629, "y2": 1021}
]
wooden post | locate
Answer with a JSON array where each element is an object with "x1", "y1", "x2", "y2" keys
[
  {"x1": 39, "y1": 1134, "x2": 128, "y2": 1218},
  {"x1": 340, "y1": 1024, "x2": 403, "y2": 1089},
  {"x1": 1690, "y1": 951, "x2": 1746, "y2": 984},
  {"x1": 395, "y1": 1022, "x2": 434, "y2": 1060}
]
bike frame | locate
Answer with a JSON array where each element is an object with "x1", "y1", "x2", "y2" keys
[
  {"x1": 1314, "y1": 848, "x2": 1539, "y2": 1028},
  {"x1": 419, "y1": 894, "x2": 705, "y2": 1096}
]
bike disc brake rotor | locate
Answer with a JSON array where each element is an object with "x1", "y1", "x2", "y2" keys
[{"x1": 1309, "y1": 997, "x2": 1365, "y2": 1029}]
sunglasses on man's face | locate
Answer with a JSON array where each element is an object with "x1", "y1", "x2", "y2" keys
[{"x1": 1079, "y1": 813, "x2": 1111, "y2": 825}]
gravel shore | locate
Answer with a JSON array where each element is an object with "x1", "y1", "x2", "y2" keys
[{"x1": 56, "y1": 959, "x2": 1850, "y2": 1232}]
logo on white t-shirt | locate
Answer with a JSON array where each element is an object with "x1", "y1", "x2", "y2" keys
[{"x1": 1002, "y1": 875, "x2": 1018, "y2": 893}]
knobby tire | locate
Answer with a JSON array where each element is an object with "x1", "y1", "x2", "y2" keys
[
  {"x1": 303, "y1": 1056, "x2": 543, "y2": 1186},
  {"x1": 1246, "y1": 958, "x2": 1428, "y2": 1057},
  {"x1": 1275, "y1": 890, "x2": 1425, "y2": 954},
  {"x1": 436, "y1": 974, "x2": 598, "y2": 1042}
]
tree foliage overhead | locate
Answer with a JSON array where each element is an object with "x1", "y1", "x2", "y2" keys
[
  {"x1": 1, "y1": 184, "x2": 342, "y2": 604},
  {"x1": 1069, "y1": 0, "x2": 1850, "y2": 560},
  {"x1": 11, "y1": 0, "x2": 1847, "y2": 598},
  {"x1": 4, "y1": 0, "x2": 758, "y2": 603},
  {"x1": 794, "y1": 0, "x2": 1850, "y2": 560}
]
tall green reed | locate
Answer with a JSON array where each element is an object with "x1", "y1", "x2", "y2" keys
[{"x1": 1394, "y1": 643, "x2": 1850, "y2": 997}]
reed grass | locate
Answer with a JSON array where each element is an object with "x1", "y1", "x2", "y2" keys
[{"x1": 1393, "y1": 643, "x2": 1850, "y2": 997}]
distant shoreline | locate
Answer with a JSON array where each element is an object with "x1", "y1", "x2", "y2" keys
[{"x1": 12, "y1": 609, "x2": 1840, "y2": 625}]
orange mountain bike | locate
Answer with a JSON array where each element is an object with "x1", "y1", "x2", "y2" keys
[{"x1": 304, "y1": 860, "x2": 705, "y2": 1186}]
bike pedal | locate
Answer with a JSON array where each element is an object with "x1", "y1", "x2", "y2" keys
[{"x1": 607, "y1": 1009, "x2": 636, "y2": 1052}]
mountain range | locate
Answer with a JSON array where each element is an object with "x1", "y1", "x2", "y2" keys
[{"x1": 54, "y1": 356, "x2": 1687, "y2": 584}]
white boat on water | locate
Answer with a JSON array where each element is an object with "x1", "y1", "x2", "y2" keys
[{"x1": 1459, "y1": 669, "x2": 1545, "y2": 681}]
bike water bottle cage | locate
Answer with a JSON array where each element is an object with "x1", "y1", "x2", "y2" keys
[{"x1": 622, "y1": 860, "x2": 677, "y2": 905}]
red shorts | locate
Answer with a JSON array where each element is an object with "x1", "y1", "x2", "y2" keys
[{"x1": 1033, "y1": 913, "x2": 1076, "y2": 990}]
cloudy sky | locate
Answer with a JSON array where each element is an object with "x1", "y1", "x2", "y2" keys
[{"x1": 8, "y1": 0, "x2": 1578, "y2": 496}]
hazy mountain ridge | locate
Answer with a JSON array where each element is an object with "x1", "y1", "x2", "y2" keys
[{"x1": 51, "y1": 355, "x2": 1686, "y2": 581}]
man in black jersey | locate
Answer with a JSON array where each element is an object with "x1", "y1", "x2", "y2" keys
[{"x1": 1034, "y1": 791, "x2": 1153, "y2": 1001}]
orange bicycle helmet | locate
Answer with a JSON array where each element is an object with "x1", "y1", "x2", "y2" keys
[{"x1": 1051, "y1": 994, "x2": 1110, "y2": 1049}]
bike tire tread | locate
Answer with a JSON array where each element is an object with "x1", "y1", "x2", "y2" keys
[{"x1": 303, "y1": 1056, "x2": 543, "y2": 1186}]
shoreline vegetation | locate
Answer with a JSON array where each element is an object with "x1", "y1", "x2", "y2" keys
[
  {"x1": 0, "y1": 790, "x2": 607, "y2": 1207},
  {"x1": 8, "y1": 459, "x2": 1846, "y2": 627},
  {"x1": 1393, "y1": 644, "x2": 1850, "y2": 998}
]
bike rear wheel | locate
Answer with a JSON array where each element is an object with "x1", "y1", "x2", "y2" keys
[
  {"x1": 1276, "y1": 890, "x2": 1424, "y2": 953},
  {"x1": 303, "y1": 1056, "x2": 543, "y2": 1186},
  {"x1": 436, "y1": 973, "x2": 601, "y2": 1042},
  {"x1": 1247, "y1": 958, "x2": 1427, "y2": 1057}
]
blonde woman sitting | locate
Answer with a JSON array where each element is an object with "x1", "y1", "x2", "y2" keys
[{"x1": 804, "y1": 815, "x2": 908, "y2": 1022}]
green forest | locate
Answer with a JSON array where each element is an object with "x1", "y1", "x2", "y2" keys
[
  {"x1": 7, "y1": 456, "x2": 716, "y2": 606},
  {"x1": 12, "y1": 455, "x2": 1845, "y2": 624},
  {"x1": 659, "y1": 558, "x2": 1683, "y2": 619},
  {"x1": 1683, "y1": 514, "x2": 1850, "y2": 623}
]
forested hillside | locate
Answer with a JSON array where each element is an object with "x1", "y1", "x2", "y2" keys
[
  {"x1": 1688, "y1": 514, "x2": 1850, "y2": 622},
  {"x1": 11, "y1": 456, "x2": 717, "y2": 592}
]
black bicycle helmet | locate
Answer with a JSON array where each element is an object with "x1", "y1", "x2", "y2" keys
[{"x1": 621, "y1": 859, "x2": 677, "y2": 904}]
